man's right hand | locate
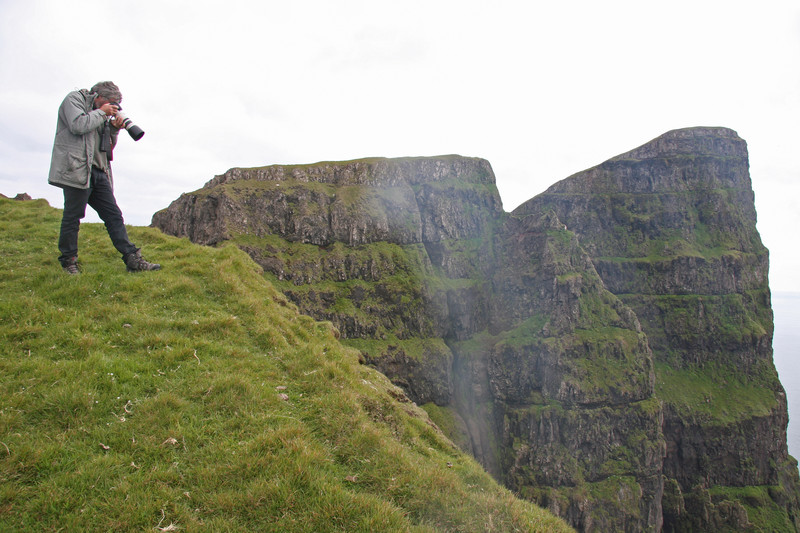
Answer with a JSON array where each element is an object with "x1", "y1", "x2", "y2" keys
[{"x1": 98, "y1": 102, "x2": 119, "y2": 116}]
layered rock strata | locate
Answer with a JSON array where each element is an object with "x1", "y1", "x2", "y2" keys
[
  {"x1": 152, "y1": 128, "x2": 800, "y2": 531},
  {"x1": 519, "y1": 127, "x2": 799, "y2": 530}
]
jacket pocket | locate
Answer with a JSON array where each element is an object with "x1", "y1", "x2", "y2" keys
[
  {"x1": 65, "y1": 152, "x2": 84, "y2": 172},
  {"x1": 51, "y1": 145, "x2": 89, "y2": 187}
]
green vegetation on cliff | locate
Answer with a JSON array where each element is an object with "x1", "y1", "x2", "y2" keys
[
  {"x1": 147, "y1": 136, "x2": 800, "y2": 530},
  {"x1": 0, "y1": 198, "x2": 572, "y2": 532},
  {"x1": 525, "y1": 128, "x2": 800, "y2": 530}
]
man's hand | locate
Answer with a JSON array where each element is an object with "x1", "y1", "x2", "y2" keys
[
  {"x1": 110, "y1": 114, "x2": 126, "y2": 129},
  {"x1": 98, "y1": 102, "x2": 119, "y2": 116}
]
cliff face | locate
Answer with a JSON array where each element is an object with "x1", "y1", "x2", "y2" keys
[
  {"x1": 152, "y1": 128, "x2": 800, "y2": 532},
  {"x1": 519, "y1": 127, "x2": 799, "y2": 530},
  {"x1": 152, "y1": 156, "x2": 501, "y2": 248}
]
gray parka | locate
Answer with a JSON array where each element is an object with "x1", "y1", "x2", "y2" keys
[{"x1": 48, "y1": 89, "x2": 118, "y2": 189}]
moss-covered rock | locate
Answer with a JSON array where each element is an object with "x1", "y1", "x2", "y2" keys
[
  {"x1": 524, "y1": 127, "x2": 800, "y2": 531},
  {"x1": 152, "y1": 129, "x2": 800, "y2": 531}
]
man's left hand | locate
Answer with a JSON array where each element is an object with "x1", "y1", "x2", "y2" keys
[{"x1": 110, "y1": 115, "x2": 125, "y2": 129}]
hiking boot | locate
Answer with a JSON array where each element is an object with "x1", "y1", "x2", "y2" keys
[
  {"x1": 124, "y1": 249, "x2": 161, "y2": 272},
  {"x1": 62, "y1": 257, "x2": 80, "y2": 275}
]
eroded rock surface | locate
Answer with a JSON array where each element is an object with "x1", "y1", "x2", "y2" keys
[{"x1": 153, "y1": 129, "x2": 800, "y2": 531}]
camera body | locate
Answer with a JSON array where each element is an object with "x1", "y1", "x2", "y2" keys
[{"x1": 112, "y1": 103, "x2": 145, "y2": 141}]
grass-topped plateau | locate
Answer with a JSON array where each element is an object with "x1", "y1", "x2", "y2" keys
[{"x1": 0, "y1": 197, "x2": 572, "y2": 532}]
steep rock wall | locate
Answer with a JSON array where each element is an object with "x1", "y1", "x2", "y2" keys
[
  {"x1": 152, "y1": 129, "x2": 800, "y2": 531},
  {"x1": 520, "y1": 127, "x2": 799, "y2": 530}
]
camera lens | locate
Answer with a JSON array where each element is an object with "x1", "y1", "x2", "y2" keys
[{"x1": 126, "y1": 124, "x2": 145, "y2": 141}]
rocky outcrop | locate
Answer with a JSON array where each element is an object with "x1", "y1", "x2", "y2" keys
[
  {"x1": 152, "y1": 128, "x2": 800, "y2": 531},
  {"x1": 1, "y1": 192, "x2": 34, "y2": 201},
  {"x1": 520, "y1": 127, "x2": 799, "y2": 530},
  {"x1": 152, "y1": 156, "x2": 501, "y2": 247}
]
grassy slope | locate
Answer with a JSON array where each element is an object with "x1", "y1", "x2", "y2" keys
[{"x1": 0, "y1": 198, "x2": 572, "y2": 532}]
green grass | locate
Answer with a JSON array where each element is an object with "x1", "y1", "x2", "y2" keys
[
  {"x1": 655, "y1": 361, "x2": 778, "y2": 425},
  {"x1": 708, "y1": 484, "x2": 797, "y2": 532},
  {"x1": 0, "y1": 198, "x2": 572, "y2": 532}
]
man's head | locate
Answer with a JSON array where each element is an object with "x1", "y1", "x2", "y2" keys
[{"x1": 90, "y1": 81, "x2": 122, "y2": 105}]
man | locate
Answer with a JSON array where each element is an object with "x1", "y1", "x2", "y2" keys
[{"x1": 48, "y1": 81, "x2": 160, "y2": 274}]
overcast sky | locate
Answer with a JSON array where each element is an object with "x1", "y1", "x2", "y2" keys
[{"x1": 1, "y1": 0, "x2": 798, "y2": 293}]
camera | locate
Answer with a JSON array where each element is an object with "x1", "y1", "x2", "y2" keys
[{"x1": 113, "y1": 104, "x2": 145, "y2": 141}]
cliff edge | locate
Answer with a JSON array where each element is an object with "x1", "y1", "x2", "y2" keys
[{"x1": 152, "y1": 127, "x2": 800, "y2": 531}]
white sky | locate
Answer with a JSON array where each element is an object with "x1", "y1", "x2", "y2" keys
[{"x1": 1, "y1": 0, "x2": 798, "y2": 292}]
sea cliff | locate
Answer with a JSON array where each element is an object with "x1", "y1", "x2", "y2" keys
[{"x1": 152, "y1": 127, "x2": 800, "y2": 531}]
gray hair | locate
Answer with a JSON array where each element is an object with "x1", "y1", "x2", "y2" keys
[{"x1": 90, "y1": 81, "x2": 122, "y2": 103}]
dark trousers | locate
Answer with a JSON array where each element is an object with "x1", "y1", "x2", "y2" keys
[{"x1": 58, "y1": 166, "x2": 138, "y2": 265}]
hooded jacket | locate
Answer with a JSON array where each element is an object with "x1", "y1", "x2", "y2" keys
[{"x1": 48, "y1": 89, "x2": 118, "y2": 189}]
